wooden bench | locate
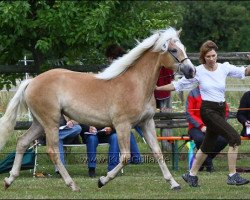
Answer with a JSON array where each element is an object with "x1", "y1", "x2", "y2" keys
[{"x1": 157, "y1": 136, "x2": 250, "y2": 171}]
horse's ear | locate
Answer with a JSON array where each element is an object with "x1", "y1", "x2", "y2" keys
[{"x1": 177, "y1": 28, "x2": 182, "y2": 37}]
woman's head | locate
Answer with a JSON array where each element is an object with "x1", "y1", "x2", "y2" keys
[{"x1": 199, "y1": 40, "x2": 218, "y2": 64}]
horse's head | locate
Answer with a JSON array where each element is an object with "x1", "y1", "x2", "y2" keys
[{"x1": 159, "y1": 29, "x2": 196, "y2": 79}]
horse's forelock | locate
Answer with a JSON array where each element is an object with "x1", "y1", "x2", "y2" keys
[
  {"x1": 95, "y1": 27, "x2": 177, "y2": 80},
  {"x1": 152, "y1": 27, "x2": 178, "y2": 52}
]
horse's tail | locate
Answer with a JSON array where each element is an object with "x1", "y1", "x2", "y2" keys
[{"x1": 0, "y1": 79, "x2": 32, "y2": 150}]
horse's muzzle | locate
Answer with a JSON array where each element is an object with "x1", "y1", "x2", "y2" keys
[{"x1": 180, "y1": 64, "x2": 196, "y2": 79}]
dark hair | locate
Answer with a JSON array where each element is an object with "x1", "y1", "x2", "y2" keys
[
  {"x1": 105, "y1": 44, "x2": 126, "y2": 60},
  {"x1": 199, "y1": 40, "x2": 218, "y2": 64}
]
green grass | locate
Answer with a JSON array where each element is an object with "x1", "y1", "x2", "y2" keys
[{"x1": 0, "y1": 139, "x2": 250, "y2": 199}]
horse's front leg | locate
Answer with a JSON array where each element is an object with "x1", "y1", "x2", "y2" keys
[
  {"x1": 141, "y1": 119, "x2": 181, "y2": 190},
  {"x1": 98, "y1": 123, "x2": 131, "y2": 188},
  {"x1": 4, "y1": 122, "x2": 43, "y2": 190}
]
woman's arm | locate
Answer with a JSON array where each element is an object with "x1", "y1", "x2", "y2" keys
[{"x1": 155, "y1": 83, "x2": 176, "y2": 91}]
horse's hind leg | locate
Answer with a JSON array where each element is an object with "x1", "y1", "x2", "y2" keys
[
  {"x1": 141, "y1": 119, "x2": 181, "y2": 190},
  {"x1": 44, "y1": 126, "x2": 80, "y2": 191},
  {"x1": 4, "y1": 119, "x2": 44, "y2": 190},
  {"x1": 98, "y1": 123, "x2": 131, "y2": 188}
]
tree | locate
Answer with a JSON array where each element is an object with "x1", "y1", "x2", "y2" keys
[
  {"x1": 0, "y1": 1, "x2": 183, "y2": 89},
  {"x1": 178, "y1": 1, "x2": 250, "y2": 52}
]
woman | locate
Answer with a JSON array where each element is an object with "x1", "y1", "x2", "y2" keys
[
  {"x1": 156, "y1": 40, "x2": 250, "y2": 187},
  {"x1": 186, "y1": 86, "x2": 228, "y2": 172}
]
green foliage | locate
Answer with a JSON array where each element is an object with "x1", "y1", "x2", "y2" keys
[
  {"x1": 178, "y1": 1, "x2": 250, "y2": 52},
  {"x1": 0, "y1": 73, "x2": 23, "y2": 90},
  {"x1": 0, "y1": 1, "x2": 182, "y2": 89},
  {"x1": 1, "y1": 1, "x2": 249, "y2": 90}
]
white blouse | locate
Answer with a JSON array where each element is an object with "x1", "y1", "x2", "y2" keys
[{"x1": 173, "y1": 62, "x2": 246, "y2": 102}]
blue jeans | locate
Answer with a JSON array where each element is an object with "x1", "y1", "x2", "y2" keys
[
  {"x1": 85, "y1": 132, "x2": 142, "y2": 171},
  {"x1": 58, "y1": 125, "x2": 82, "y2": 165}
]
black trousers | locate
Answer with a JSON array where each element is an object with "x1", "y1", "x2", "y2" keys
[
  {"x1": 200, "y1": 100, "x2": 241, "y2": 153},
  {"x1": 189, "y1": 127, "x2": 228, "y2": 166}
]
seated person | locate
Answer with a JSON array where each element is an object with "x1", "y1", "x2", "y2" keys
[
  {"x1": 237, "y1": 91, "x2": 250, "y2": 136},
  {"x1": 57, "y1": 116, "x2": 82, "y2": 171},
  {"x1": 186, "y1": 86, "x2": 228, "y2": 172},
  {"x1": 80, "y1": 124, "x2": 142, "y2": 177}
]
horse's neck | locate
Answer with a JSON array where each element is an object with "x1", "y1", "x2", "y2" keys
[{"x1": 130, "y1": 51, "x2": 161, "y2": 99}]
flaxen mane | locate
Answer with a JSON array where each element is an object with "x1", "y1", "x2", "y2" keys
[{"x1": 95, "y1": 27, "x2": 178, "y2": 80}]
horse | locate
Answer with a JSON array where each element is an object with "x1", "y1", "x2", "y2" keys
[{"x1": 0, "y1": 27, "x2": 195, "y2": 191}]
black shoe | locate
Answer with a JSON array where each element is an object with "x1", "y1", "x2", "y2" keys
[
  {"x1": 182, "y1": 172, "x2": 199, "y2": 187},
  {"x1": 227, "y1": 173, "x2": 249, "y2": 186},
  {"x1": 88, "y1": 167, "x2": 96, "y2": 178},
  {"x1": 206, "y1": 166, "x2": 215, "y2": 173}
]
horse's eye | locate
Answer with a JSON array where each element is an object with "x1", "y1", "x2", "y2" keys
[{"x1": 169, "y1": 49, "x2": 177, "y2": 53}]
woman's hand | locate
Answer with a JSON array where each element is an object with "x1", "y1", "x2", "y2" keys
[
  {"x1": 104, "y1": 127, "x2": 112, "y2": 135},
  {"x1": 201, "y1": 126, "x2": 207, "y2": 133},
  {"x1": 66, "y1": 120, "x2": 74, "y2": 128},
  {"x1": 89, "y1": 126, "x2": 97, "y2": 133}
]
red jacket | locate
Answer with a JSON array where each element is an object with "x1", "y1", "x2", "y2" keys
[
  {"x1": 186, "y1": 87, "x2": 229, "y2": 131},
  {"x1": 154, "y1": 68, "x2": 174, "y2": 100}
]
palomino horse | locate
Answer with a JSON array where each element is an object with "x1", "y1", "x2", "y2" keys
[{"x1": 0, "y1": 27, "x2": 195, "y2": 191}]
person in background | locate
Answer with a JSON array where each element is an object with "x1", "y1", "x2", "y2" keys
[
  {"x1": 154, "y1": 67, "x2": 174, "y2": 152},
  {"x1": 57, "y1": 116, "x2": 82, "y2": 168},
  {"x1": 81, "y1": 43, "x2": 142, "y2": 178},
  {"x1": 186, "y1": 86, "x2": 228, "y2": 172},
  {"x1": 38, "y1": 115, "x2": 82, "y2": 175},
  {"x1": 105, "y1": 42, "x2": 142, "y2": 165},
  {"x1": 105, "y1": 43, "x2": 126, "y2": 64},
  {"x1": 105, "y1": 43, "x2": 144, "y2": 152},
  {"x1": 237, "y1": 91, "x2": 250, "y2": 136},
  {"x1": 156, "y1": 40, "x2": 250, "y2": 187},
  {"x1": 236, "y1": 54, "x2": 250, "y2": 136},
  {"x1": 80, "y1": 125, "x2": 142, "y2": 177}
]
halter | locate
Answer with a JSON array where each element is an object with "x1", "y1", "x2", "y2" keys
[
  {"x1": 167, "y1": 49, "x2": 190, "y2": 64},
  {"x1": 161, "y1": 48, "x2": 190, "y2": 78},
  {"x1": 158, "y1": 37, "x2": 191, "y2": 79},
  {"x1": 157, "y1": 51, "x2": 190, "y2": 79}
]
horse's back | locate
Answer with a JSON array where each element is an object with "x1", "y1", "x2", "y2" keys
[
  {"x1": 24, "y1": 69, "x2": 113, "y2": 126},
  {"x1": 26, "y1": 68, "x2": 95, "y2": 93},
  {"x1": 24, "y1": 68, "x2": 155, "y2": 128}
]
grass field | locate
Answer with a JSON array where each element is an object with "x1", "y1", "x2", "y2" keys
[
  {"x1": 1, "y1": 141, "x2": 250, "y2": 199},
  {"x1": 0, "y1": 77, "x2": 250, "y2": 199}
]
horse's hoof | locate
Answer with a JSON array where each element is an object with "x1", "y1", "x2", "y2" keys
[
  {"x1": 72, "y1": 186, "x2": 80, "y2": 192},
  {"x1": 172, "y1": 185, "x2": 181, "y2": 190},
  {"x1": 98, "y1": 179, "x2": 104, "y2": 188},
  {"x1": 69, "y1": 182, "x2": 80, "y2": 192},
  {"x1": 4, "y1": 179, "x2": 10, "y2": 190}
]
